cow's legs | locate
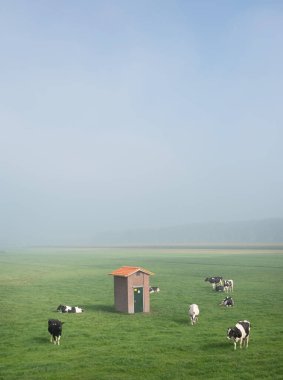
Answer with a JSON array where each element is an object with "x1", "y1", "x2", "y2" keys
[{"x1": 245, "y1": 336, "x2": 249, "y2": 348}]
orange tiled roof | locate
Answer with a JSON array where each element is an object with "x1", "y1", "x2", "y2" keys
[{"x1": 109, "y1": 266, "x2": 154, "y2": 277}]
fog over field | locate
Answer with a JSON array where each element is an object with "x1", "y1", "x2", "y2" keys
[
  {"x1": 1, "y1": 1, "x2": 283, "y2": 247},
  {"x1": 93, "y1": 218, "x2": 283, "y2": 246}
]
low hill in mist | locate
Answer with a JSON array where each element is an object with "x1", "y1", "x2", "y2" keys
[{"x1": 94, "y1": 218, "x2": 283, "y2": 245}]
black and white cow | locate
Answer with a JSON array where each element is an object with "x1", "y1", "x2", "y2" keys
[
  {"x1": 149, "y1": 286, "x2": 160, "y2": 294},
  {"x1": 205, "y1": 276, "x2": 223, "y2": 289},
  {"x1": 188, "y1": 304, "x2": 199, "y2": 325},
  {"x1": 48, "y1": 319, "x2": 64, "y2": 345},
  {"x1": 215, "y1": 285, "x2": 225, "y2": 292},
  {"x1": 227, "y1": 320, "x2": 251, "y2": 350},
  {"x1": 220, "y1": 296, "x2": 234, "y2": 307},
  {"x1": 57, "y1": 304, "x2": 84, "y2": 313},
  {"x1": 223, "y1": 279, "x2": 234, "y2": 292}
]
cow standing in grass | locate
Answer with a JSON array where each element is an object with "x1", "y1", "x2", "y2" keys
[
  {"x1": 188, "y1": 304, "x2": 199, "y2": 325},
  {"x1": 205, "y1": 276, "x2": 223, "y2": 289},
  {"x1": 48, "y1": 319, "x2": 64, "y2": 345},
  {"x1": 223, "y1": 279, "x2": 234, "y2": 292},
  {"x1": 227, "y1": 320, "x2": 251, "y2": 350}
]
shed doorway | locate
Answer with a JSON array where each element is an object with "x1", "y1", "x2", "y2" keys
[{"x1": 134, "y1": 287, "x2": 143, "y2": 313}]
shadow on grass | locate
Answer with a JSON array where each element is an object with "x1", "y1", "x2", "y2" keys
[
  {"x1": 83, "y1": 304, "x2": 116, "y2": 313},
  {"x1": 33, "y1": 336, "x2": 49, "y2": 344},
  {"x1": 201, "y1": 341, "x2": 228, "y2": 351},
  {"x1": 172, "y1": 317, "x2": 190, "y2": 326}
]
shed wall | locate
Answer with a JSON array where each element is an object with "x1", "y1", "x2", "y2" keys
[{"x1": 114, "y1": 276, "x2": 129, "y2": 313}]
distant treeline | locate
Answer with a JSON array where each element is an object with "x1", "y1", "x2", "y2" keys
[{"x1": 93, "y1": 218, "x2": 283, "y2": 245}]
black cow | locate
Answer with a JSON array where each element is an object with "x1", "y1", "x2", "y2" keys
[
  {"x1": 205, "y1": 276, "x2": 223, "y2": 289},
  {"x1": 48, "y1": 319, "x2": 64, "y2": 345},
  {"x1": 215, "y1": 285, "x2": 224, "y2": 292},
  {"x1": 205, "y1": 276, "x2": 223, "y2": 283},
  {"x1": 220, "y1": 296, "x2": 234, "y2": 307},
  {"x1": 227, "y1": 320, "x2": 251, "y2": 350}
]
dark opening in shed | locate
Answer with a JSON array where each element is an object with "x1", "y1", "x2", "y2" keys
[{"x1": 109, "y1": 266, "x2": 154, "y2": 313}]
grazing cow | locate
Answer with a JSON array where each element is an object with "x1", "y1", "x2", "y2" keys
[
  {"x1": 220, "y1": 296, "x2": 234, "y2": 307},
  {"x1": 48, "y1": 319, "x2": 64, "y2": 345},
  {"x1": 227, "y1": 320, "x2": 251, "y2": 350},
  {"x1": 205, "y1": 276, "x2": 223, "y2": 289},
  {"x1": 223, "y1": 279, "x2": 234, "y2": 292},
  {"x1": 149, "y1": 286, "x2": 160, "y2": 294},
  {"x1": 188, "y1": 304, "x2": 199, "y2": 325},
  {"x1": 215, "y1": 285, "x2": 225, "y2": 292},
  {"x1": 57, "y1": 304, "x2": 84, "y2": 313}
]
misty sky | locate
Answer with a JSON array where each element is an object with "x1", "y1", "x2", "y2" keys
[{"x1": 1, "y1": 1, "x2": 282, "y2": 246}]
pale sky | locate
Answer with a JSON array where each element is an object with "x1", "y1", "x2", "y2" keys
[{"x1": 0, "y1": 0, "x2": 282, "y2": 246}]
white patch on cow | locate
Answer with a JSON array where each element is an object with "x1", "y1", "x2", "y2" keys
[
  {"x1": 235, "y1": 323, "x2": 246, "y2": 342},
  {"x1": 74, "y1": 307, "x2": 83, "y2": 313}
]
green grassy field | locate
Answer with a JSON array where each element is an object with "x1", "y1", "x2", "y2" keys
[{"x1": 0, "y1": 246, "x2": 283, "y2": 380}]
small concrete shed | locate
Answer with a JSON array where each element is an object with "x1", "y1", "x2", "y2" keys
[{"x1": 109, "y1": 266, "x2": 154, "y2": 314}]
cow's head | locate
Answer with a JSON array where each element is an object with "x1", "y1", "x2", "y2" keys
[{"x1": 227, "y1": 327, "x2": 241, "y2": 341}]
